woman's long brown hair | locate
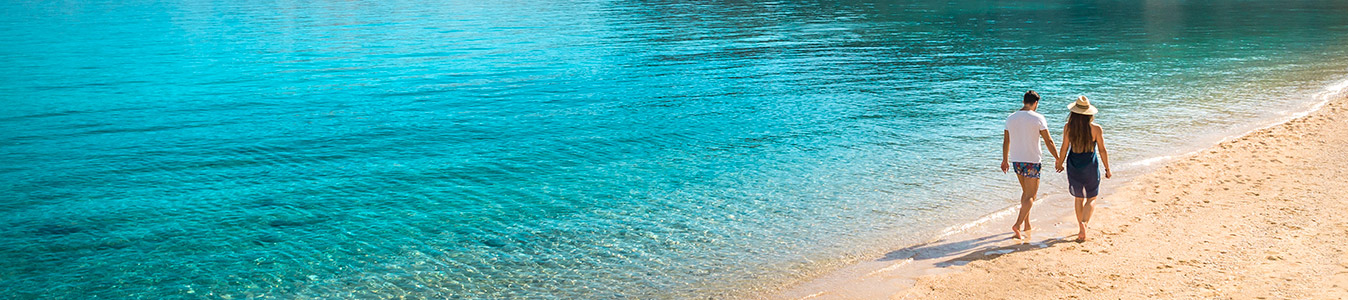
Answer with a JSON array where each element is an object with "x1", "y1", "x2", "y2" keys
[{"x1": 1066, "y1": 112, "x2": 1095, "y2": 152}]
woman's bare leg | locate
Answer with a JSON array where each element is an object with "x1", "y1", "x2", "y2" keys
[
  {"x1": 1074, "y1": 197, "x2": 1086, "y2": 241},
  {"x1": 1075, "y1": 196, "x2": 1097, "y2": 241},
  {"x1": 1082, "y1": 197, "x2": 1096, "y2": 223}
]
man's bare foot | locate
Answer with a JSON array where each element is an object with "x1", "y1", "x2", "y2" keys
[
  {"x1": 1076, "y1": 223, "x2": 1088, "y2": 242},
  {"x1": 1012, "y1": 226, "x2": 1023, "y2": 239}
]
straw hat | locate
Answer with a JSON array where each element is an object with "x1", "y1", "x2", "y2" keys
[{"x1": 1068, "y1": 96, "x2": 1098, "y2": 115}]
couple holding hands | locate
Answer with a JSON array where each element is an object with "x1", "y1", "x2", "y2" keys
[{"x1": 1001, "y1": 91, "x2": 1111, "y2": 242}]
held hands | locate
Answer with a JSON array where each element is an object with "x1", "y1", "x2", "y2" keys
[
  {"x1": 1054, "y1": 161, "x2": 1065, "y2": 173},
  {"x1": 1001, "y1": 160, "x2": 1010, "y2": 173}
]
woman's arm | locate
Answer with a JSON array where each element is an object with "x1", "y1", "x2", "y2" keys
[
  {"x1": 1056, "y1": 126, "x2": 1070, "y2": 172},
  {"x1": 1094, "y1": 124, "x2": 1111, "y2": 178}
]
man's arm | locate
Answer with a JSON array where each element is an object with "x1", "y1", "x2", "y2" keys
[
  {"x1": 1040, "y1": 129, "x2": 1060, "y2": 165},
  {"x1": 1001, "y1": 130, "x2": 1010, "y2": 173}
]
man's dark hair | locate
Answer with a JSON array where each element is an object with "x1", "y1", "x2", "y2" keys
[{"x1": 1023, "y1": 90, "x2": 1040, "y2": 104}]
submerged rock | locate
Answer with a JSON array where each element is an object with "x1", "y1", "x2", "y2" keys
[
  {"x1": 482, "y1": 238, "x2": 508, "y2": 248},
  {"x1": 34, "y1": 224, "x2": 83, "y2": 235}
]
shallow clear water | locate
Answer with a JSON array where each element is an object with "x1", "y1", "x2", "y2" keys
[{"x1": 2, "y1": 0, "x2": 1347, "y2": 298}]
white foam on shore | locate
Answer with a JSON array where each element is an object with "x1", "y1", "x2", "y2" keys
[
  {"x1": 1327, "y1": 77, "x2": 1348, "y2": 92},
  {"x1": 864, "y1": 258, "x2": 913, "y2": 277},
  {"x1": 937, "y1": 204, "x2": 1019, "y2": 238}
]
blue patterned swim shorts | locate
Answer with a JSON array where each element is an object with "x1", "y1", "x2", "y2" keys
[{"x1": 1012, "y1": 162, "x2": 1041, "y2": 179}]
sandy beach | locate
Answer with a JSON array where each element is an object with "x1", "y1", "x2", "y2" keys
[
  {"x1": 887, "y1": 94, "x2": 1348, "y2": 299},
  {"x1": 775, "y1": 93, "x2": 1348, "y2": 299}
]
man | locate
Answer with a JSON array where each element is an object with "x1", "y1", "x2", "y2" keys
[{"x1": 1001, "y1": 90, "x2": 1061, "y2": 239}]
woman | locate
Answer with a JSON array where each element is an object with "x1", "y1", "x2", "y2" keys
[{"x1": 1055, "y1": 96, "x2": 1111, "y2": 242}]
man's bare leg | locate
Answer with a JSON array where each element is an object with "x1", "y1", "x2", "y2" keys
[{"x1": 1012, "y1": 175, "x2": 1038, "y2": 239}]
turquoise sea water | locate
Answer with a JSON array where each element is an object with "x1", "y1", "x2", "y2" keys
[{"x1": 3, "y1": 0, "x2": 1348, "y2": 298}]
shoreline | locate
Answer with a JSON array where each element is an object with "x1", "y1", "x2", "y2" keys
[{"x1": 770, "y1": 79, "x2": 1348, "y2": 299}]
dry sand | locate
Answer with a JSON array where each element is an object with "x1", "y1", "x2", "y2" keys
[{"x1": 887, "y1": 96, "x2": 1348, "y2": 299}]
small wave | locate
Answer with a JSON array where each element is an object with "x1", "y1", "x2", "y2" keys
[
  {"x1": 937, "y1": 204, "x2": 1018, "y2": 238},
  {"x1": 1326, "y1": 77, "x2": 1348, "y2": 93}
]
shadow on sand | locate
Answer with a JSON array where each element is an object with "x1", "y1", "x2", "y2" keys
[{"x1": 879, "y1": 233, "x2": 1078, "y2": 267}]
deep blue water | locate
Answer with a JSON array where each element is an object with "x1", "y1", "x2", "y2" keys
[{"x1": 2, "y1": 0, "x2": 1347, "y2": 298}]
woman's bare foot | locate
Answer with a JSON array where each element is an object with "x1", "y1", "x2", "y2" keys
[{"x1": 1012, "y1": 226, "x2": 1024, "y2": 239}]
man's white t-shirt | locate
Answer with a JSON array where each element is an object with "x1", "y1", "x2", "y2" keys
[{"x1": 1005, "y1": 110, "x2": 1049, "y2": 163}]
